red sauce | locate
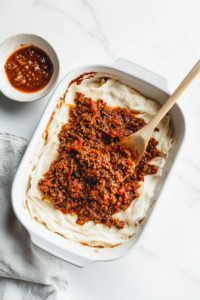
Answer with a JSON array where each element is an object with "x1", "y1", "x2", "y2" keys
[
  {"x1": 38, "y1": 93, "x2": 161, "y2": 229},
  {"x1": 67, "y1": 72, "x2": 97, "y2": 89},
  {"x1": 5, "y1": 45, "x2": 53, "y2": 93}
]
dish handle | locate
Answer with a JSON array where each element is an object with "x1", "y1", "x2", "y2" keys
[{"x1": 110, "y1": 58, "x2": 170, "y2": 94}]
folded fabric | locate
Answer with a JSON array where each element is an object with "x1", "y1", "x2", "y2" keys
[{"x1": 0, "y1": 133, "x2": 68, "y2": 300}]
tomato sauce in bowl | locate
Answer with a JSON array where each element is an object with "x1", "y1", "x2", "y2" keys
[{"x1": 5, "y1": 45, "x2": 53, "y2": 93}]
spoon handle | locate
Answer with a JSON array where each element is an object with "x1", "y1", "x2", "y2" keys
[{"x1": 146, "y1": 60, "x2": 200, "y2": 133}]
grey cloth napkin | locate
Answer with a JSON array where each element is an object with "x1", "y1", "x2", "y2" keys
[{"x1": 0, "y1": 133, "x2": 68, "y2": 300}]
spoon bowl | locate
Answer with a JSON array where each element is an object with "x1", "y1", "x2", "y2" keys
[{"x1": 117, "y1": 60, "x2": 200, "y2": 165}]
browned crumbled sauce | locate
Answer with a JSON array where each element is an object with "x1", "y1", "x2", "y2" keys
[
  {"x1": 5, "y1": 45, "x2": 53, "y2": 93},
  {"x1": 38, "y1": 93, "x2": 161, "y2": 229}
]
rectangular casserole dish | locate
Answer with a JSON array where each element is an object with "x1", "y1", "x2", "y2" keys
[{"x1": 11, "y1": 58, "x2": 185, "y2": 267}]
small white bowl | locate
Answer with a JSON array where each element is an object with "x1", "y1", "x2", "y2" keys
[{"x1": 0, "y1": 33, "x2": 60, "y2": 102}]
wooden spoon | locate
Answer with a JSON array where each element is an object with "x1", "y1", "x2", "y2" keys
[{"x1": 117, "y1": 60, "x2": 200, "y2": 165}]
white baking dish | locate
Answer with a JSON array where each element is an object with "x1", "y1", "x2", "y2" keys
[{"x1": 11, "y1": 59, "x2": 185, "y2": 267}]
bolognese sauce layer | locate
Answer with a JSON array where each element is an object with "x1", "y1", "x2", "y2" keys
[{"x1": 38, "y1": 93, "x2": 161, "y2": 229}]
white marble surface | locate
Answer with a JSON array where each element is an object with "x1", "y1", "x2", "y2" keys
[{"x1": 0, "y1": 0, "x2": 200, "y2": 299}]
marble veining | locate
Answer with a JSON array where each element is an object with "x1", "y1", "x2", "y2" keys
[
  {"x1": 35, "y1": 0, "x2": 116, "y2": 59},
  {"x1": 138, "y1": 245, "x2": 200, "y2": 285}
]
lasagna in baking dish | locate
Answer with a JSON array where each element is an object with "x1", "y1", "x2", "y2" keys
[{"x1": 26, "y1": 79, "x2": 173, "y2": 247}]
